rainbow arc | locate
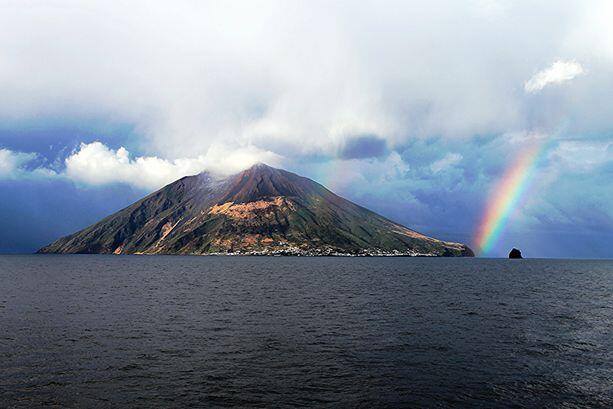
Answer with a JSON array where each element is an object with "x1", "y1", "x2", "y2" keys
[{"x1": 475, "y1": 142, "x2": 547, "y2": 256}]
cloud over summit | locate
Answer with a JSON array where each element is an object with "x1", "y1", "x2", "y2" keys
[{"x1": 63, "y1": 142, "x2": 281, "y2": 190}]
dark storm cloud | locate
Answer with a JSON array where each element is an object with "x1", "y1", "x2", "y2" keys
[{"x1": 339, "y1": 135, "x2": 388, "y2": 159}]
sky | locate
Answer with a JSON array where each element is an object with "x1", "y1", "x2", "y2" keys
[{"x1": 0, "y1": 0, "x2": 612, "y2": 257}]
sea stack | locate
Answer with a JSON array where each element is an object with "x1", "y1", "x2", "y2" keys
[{"x1": 508, "y1": 248, "x2": 523, "y2": 259}]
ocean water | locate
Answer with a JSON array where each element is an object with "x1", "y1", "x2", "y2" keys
[{"x1": 0, "y1": 255, "x2": 611, "y2": 408}]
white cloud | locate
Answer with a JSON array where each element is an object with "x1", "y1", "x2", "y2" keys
[
  {"x1": 63, "y1": 141, "x2": 282, "y2": 190},
  {"x1": 295, "y1": 151, "x2": 412, "y2": 200},
  {"x1": 524, "y1": 60, "x2": 585, "y2": 93},
  {"x1": 471, "y1": 0, "x2": 510, "y2": 18},
  {"x1": 0, "y1": 149, "x2": 26, "y2": 176},
  {"x1": 430, "y1": 153, "x2": 463, "y2": 173},
  {"x1": 0, "y1": 148, "x2": 49, "y2": 178},
  {"x1": 549, "y1": 140, "x2": 612, "y2": 172}
]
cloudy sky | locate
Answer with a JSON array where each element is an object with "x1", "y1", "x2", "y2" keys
[{"x1": 0, "y1": 0, "x2": 612, "y2": 257}]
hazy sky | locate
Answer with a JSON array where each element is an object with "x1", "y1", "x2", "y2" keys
[{"x1": 0, "y1": 0, "x2": 612, "y2": 257}]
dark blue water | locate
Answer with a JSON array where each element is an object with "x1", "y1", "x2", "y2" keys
[{"x1": 0, "y1": 255, "x2": 611, "y2": 408}]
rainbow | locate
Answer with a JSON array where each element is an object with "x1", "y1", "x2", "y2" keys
[{"x1": 475, "y1": 142, "x2": 546, "y2": 256}]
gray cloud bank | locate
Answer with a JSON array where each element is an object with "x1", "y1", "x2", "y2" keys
[{"x1": 1, "y1": 0, "x2": 611, "y2": 163}]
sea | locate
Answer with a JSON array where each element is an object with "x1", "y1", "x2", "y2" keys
[{"x1": 0, "y1": 255, "x2": 611, "y2": 408}]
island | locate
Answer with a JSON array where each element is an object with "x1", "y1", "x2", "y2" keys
[{"x1": 39, "y1": 163, "x2": 474, "y2": 257}]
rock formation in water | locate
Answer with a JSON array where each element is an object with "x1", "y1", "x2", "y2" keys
[
  {"x1": 509, "y1": 248, "x2": 523, "y2": 259},
  {"x1": 38, "y1": 163, "x2": 474, "y2": 257}
]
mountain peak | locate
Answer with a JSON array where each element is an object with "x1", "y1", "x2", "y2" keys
[
  {"x1": 241, "y1": 162, "x2": 279, "y2": 174},
  {"x1": 249, "y1": 162, "x2": 274, "y2": 169},
  {"x1": 221, "y1": 163, "x2": 311, "y2": 204}
]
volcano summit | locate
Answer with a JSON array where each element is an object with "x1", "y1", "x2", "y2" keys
[{"x1": 39, "y1": 164, "x2": 473, "y2": 256}]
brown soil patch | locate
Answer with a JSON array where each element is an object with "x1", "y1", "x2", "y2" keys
[
  {"x1": 160, "y1": 221, "x2": 178, "y2": 241},
  {"x1": 208, "y1": 196, "x2": 294, "y2": 219}
]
